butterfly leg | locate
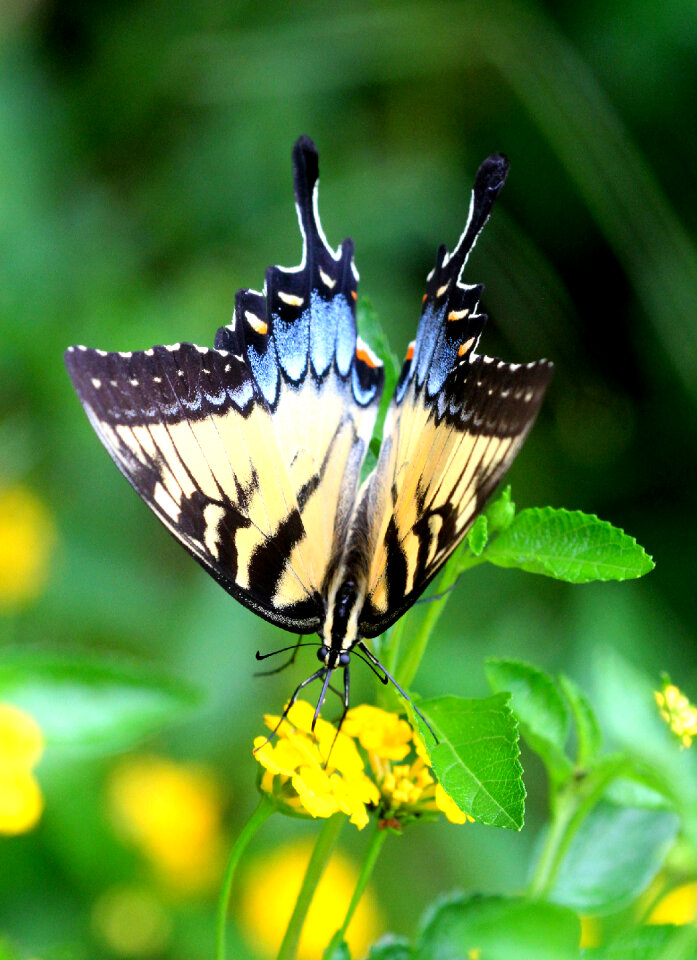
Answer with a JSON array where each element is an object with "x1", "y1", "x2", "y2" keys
[
  {"x1": 254, "y1": 666, "x2": 327, "y2": 751},
  {"x1": 312, "y1": 668, "x2": 334, "y2": 731},
  {"x1": 357, "y1": 642, "x2": 439, "y2": 744},
  {"x1": 322, "y1": 666, "x2": 351, "y2": 769}
]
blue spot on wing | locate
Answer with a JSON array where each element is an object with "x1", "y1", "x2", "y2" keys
[
  {"x1": 247, "y1": 339, "x2": 279, "y2": 405},
  {"x1": 274, "y1": 313, "x2": 309, "y2": 382},
  {"x1": 309, "y1": 290, "x2": 339, "y2": 377}
]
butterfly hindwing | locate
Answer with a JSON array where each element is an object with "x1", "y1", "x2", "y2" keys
[
  {"x1": 355, "y1": 154, "x2": 553, "y2": 637},
  {"x1": 65, "y1": 137, "x2": 384, "y2": 633}
]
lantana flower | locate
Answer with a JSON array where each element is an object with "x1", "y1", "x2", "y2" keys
[
  {"x1": 0, "y1": 703, "x2": 45, "y2": 835},
  {"x1": 655, "y1": 681, "x2": 697, "y2": 748},
  {"x1": 254, "y1": 700, "x2": 473, "y2": 829}
]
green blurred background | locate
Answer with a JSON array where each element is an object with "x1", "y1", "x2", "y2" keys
[{"x1": 1, "y1": 0, "x2": 696, "y2": 957}]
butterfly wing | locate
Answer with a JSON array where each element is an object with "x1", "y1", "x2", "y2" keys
[
  {"x1": 65, "y1": 137, "x2": 383, "y2": 633},
  {"x1": 355, "y1": 154, "x2": 553, "y2": 637}
]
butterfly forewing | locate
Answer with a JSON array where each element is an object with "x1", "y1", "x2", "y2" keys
[{"x1": 65, "y1": 137, "x2": 384, "y2": 633}]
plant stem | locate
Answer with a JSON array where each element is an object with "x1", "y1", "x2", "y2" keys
[
  {"x1": 527, "y1": 760, "x2": 633, "y2": 899},
  {"x1": 526, "y1": 791, "x2": 575, "y2": 899},
  {"x1": 396, "y1": 554, "x2": 482, "y2": 690},
  {"x1": 277, "y1": 813, "x2": 346, "y2": 960},
  {"x1": 216, "y1": 795, "x2": 275, "y2": 960},
  {"x1": 333, "y1": 822, "x2": 388, "y2": 947}
]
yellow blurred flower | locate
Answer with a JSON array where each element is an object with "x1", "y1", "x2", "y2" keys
[
  {"x1": 240, "y1": 839, "x2": 381, "y2": 960},
  {"x1": 92, "y1": 884, "x2": 171, "y2": 957},
  {"x1": 108, "y1": 755, "x2": 223, "y2": 894},
  {"x1": 0, "y1": 486, "x2": 56, "y2": 609},
  {"x1": 579, "y1": 915, "x2": 601, "y2": 948},
  {"x1": 647, "y1": 882, "x2": 697, "y2": 925},
  {"x1": 655, "y1": 682, "x2": 697, "y2": 748},
  {"x1": 254, "y1": 701, "x2": 473, "y2": 829},
  {"x1": 0, "y1": 703, "x2": 44, "y2": 835}
]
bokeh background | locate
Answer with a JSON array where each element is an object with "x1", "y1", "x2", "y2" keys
[{"x1": 2, "y1": 1, "x2": 697, "y2": 957}]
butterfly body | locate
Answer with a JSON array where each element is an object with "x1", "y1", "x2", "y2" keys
[{"x1": 66, "y1": 136, "x2": 552, "y2": 727}]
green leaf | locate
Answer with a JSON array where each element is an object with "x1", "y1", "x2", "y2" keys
[
  {"x1": 486, "y1": 659, "x2": 573, "y2": 784},
  {"x1": 357, "y1": 298, "x2": 400, "y2": 482},
  {"x1": 559, "y1": 674, "x2": 602, "y2": 766},
  {"x1": 482, "y1": 508, "x2": 655, "y2": 582},
  {"x1": 485, "y1": 485, "x2": 516, "y2": 534},
  {"x1": 415, "y1": 894, "x2": 580, "y2": 960},
  {"x1": 549, "y1": 801, "x2": 679, "y2": 914},
  {"x1": 583, "y1": 925, "x2": 697, "y2": 960},
  {"x1": 368, "y1": 936, "x2": 412, "y2": 960},
  {"x1": 467, "y1": 514, "x2": 489, "y2": 556},
  {"x1": 0, "y1": 648, "x2": 201, "y2": 753},
  {"x1": 415, "y1": 694, "x2": 526, "y2": 830}
]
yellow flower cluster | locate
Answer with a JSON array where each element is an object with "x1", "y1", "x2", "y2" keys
[
  {"x1": 109, "y1": 755, "x2": 224, "y2": 893},
  {"x1": 254, "y1": 701, "x2": 379, "y2": 829},
  {"x1": 655, "y1": 683, "x2": 697, "y2": 748},
  {"x1": 254, "y1": 701, "x2": 473, "y2": 829},
  {"x1": 0, "y1": 703, "x2": 44, "y2": 835}
]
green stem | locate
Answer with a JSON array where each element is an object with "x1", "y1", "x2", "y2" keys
[
  {"x1": 277, "y1": 813, "x2": 346, "y2": 960},
  {"x1": 216, "y1": 795, "x2": 275, "y2": 960},
  {"x1": 526, "y1": 791, "x2": 575, "y2": 899},
  {"x1": 396, "y1": 554, "x2": 483, "y2": 690},
  {"x1": 528, "y1": 761, "x2": 632, "y2": 899},
  {"x1": 333, "y1": 822, "x2": 388, "y2": 947}
]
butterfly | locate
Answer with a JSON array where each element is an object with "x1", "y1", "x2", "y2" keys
[{"x1": 65, "y1": 136, "x2": 552, "y2": 736}]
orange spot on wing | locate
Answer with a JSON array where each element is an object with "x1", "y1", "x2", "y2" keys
[
  {"x1": 422, "y1": 294, "x2": 428, "y2": 303},
  {"x1": 351, "y1": 290, "x2": 358, "y2": 301},
  {"x1": 458, "y1": 342, "x2": 468, "y2": 356},
  {"x1": 405, "y1": 344, "x2": 415, "y2": 361},
  {"x1": 356, "y1": 347, "x2": 378, "y2": 368}
]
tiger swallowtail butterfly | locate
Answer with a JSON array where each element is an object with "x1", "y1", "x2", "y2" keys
[{"x1": 65, "y1": 136, "x2": 552, "y2": 736}]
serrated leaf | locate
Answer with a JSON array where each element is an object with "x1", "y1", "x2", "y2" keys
[
  {"x1": 486, "y1": 659, "x2": 573, "y2": 784},
  {"x1": 415, "y1": 694, "x2": 525, "y2": 830},
  {"x1": 582, "y1": 925, "x2": 697, "y2": 959},
  {"x1": 368, "y1": 936, "x2": 412, "y2": 960},
  {"x1": 415, "y1": 894, "x2": 580, "y2": 960},
  {"x1": 482, "y1": 508, "x2": 655, "y2": 582},
  {"x1": 0, "y1": 648, "x2": 201, "y2": 753},
  {"x1": 549, "y1": 801, "x2": 679, "y2": 914},
  {"x1": 559, "y1": 673, "x2": 602, "y2": 766},
  {"x1": 468, "y1": 514, "x2": 489, "y2": 556}
]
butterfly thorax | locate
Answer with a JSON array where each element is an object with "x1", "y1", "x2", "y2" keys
[{"x1": 318, "y1": 575, "x2": 365, "y2": 666}]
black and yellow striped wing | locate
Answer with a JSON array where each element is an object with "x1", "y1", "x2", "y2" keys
[
  {"x1": 356, "y1": 154, "x2": 553, "y2": 637},
  {"x1": 65, "y1": 138, "x2": 384, "y2": 632}
]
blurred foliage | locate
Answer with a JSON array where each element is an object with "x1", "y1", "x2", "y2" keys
[{"x1": 1, "y1": 0, "x2": 696, "y2": 958}]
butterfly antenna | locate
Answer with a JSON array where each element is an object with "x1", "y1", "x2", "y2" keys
[
  {"x1": 357, "y1": 642, "x2": 439, "y2": 744},
  {"x1": 253, "y1": 667, "x2": 326, "y2": 754},
  {"x1": 254, "y1": 636, "x2": 317, "y2": 676}
]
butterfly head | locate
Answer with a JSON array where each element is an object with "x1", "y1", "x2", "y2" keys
[{"x1": 317, "y1": 645, "x2": 351, "y2": 668}]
